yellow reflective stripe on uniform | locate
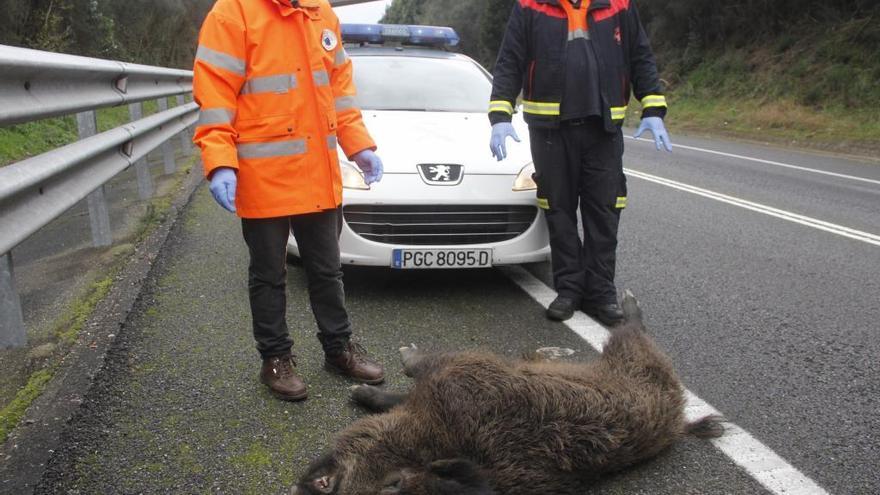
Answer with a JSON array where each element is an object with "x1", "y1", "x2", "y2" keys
[
  {"x1": 537, "y1": 198, "x2": 550, "y2": 210},
  {"x1": 335, "y1": 95, "x2": 358, "y2": 112},
  {"x1": 489, "y1": 100, "x2": 514, "y2": 115},
  {"x1": 523, "y1": 100, "x2": 561, "y2": 116},
  {"x1": 615, "y1": 197, "x2": 627, "y2": 209},
  {"x1": 196, "y1": 45, "x2": 246, "y2": 76},
  {"x1": 640, "y1": 94, "x2": 667, "y2": 108},
  {"x1": 328, "y1": 135, "x2": 338, "y2": 150},
  {"x1": 334, "y1": 48, "x2": 348, "y2": 66},
  {"x1": 238, "y1": 139, "x2": 307, "y2": 159},
  {"x1": 313, "y1": 70, "x2": 330, "y2": 87},
  {"x1": 240, "y1": 74, "x2": 298, "y2": 95},
  {"x1": 197, "y1": 108, "x2": 235, "y2": 127},
  {"x1": 610, "y1": 106, "x2": 628, "y2": 120}
]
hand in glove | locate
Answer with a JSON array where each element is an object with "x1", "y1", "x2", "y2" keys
[
  {"x1": 634, "y1": 116, "x2": 673, "y2": 152},
  {"x1": 209, "y1": 167, "x2": 237, "y2": 213},
  {"x1": 490, "y1": 122, "x2": 521, "y2": 161},
  {"x1": 352, "y1": 149, "x2": 384, "y2": 185}
]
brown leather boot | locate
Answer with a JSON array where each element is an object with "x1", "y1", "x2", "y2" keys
[
  {"x1": 260, "y1": 355, "x2": 308, "y2": 401},
  {"x1": 324, "y1": 342, "x2": 385, "y2": 385}
]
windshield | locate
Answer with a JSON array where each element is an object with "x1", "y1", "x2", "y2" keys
[{"x1": 351, "y1": 55, "x2": 491, "y2": 113}]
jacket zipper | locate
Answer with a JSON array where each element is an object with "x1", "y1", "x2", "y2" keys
[
  {"x1": 584, "y1": 10, "x2": 610, "y2": 122},
  {"x1": 294, "y1": 9, "x2": 337, "y2": 208}
]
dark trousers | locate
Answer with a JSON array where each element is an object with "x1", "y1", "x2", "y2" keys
[
  {"x1": 241, "y1": 208, "x2": 351, "y2": 359},
  {"x1": 529, "y1": 118, "x2": 626, "y2": 306}
]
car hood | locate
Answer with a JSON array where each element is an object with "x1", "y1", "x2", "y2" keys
[{"x1": 352, "y1": 111, "x2": 532, "y2": 175}]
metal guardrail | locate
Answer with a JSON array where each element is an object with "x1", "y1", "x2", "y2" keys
[
  {"x1": 329, "y1": 0, "x2": 382, "y2": 6},
  {"x1": 0, "y1": 45, "x2": 193, "y2": 127},
  {"x1": 0, "y1": 45, "x2": 198, "y2": 348}
]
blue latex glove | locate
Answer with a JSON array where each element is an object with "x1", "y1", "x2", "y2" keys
[
  {"x1": 634, "y1": 116, "x2": 673, "y2": 152},
  {"x1": 352, "y1": 149, "x2": 384, "y2": 185},
  {"x1": 209, "y1": 167, "x2": 237, "y2": 213},
  {"x1": 490, "y1": 122, "x2": 521, "y2": 161}
]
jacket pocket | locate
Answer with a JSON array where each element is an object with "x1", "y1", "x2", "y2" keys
[{"x1": 234, "y1": 114, "x2": 296, "y2": 143}]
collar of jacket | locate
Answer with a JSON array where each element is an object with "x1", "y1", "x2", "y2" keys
[
  {"x1": 535, "y1": 0, "x2": 611, "y2": 11},
  {"x1": 270, "y1": 0, "x2": 321, "y2": 18}
]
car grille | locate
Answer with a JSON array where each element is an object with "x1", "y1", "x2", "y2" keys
[{"x1": 344, "y1": 205, "x2": 538, "y2": 246}]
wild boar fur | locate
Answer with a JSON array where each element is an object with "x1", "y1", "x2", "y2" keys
[{"x1": 293, "y1": 292, "x2": 723, "y2": 495}]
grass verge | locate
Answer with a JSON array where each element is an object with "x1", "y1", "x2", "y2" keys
[
  {"x1": 0, "y1": 370, "x2": 53, "y2": 444},
  {"x1": 649, "y1": 17, "x2": 880, "y2": 158},
  {"x1": 654, "y1": 95, "x2": 880, "y2": 158},
  {"x1": 1, "y1": 98, "x2": 166, "y2": 167},
  {"x1": 0, "y1": 155, "x2": 197, "y2": 445}
]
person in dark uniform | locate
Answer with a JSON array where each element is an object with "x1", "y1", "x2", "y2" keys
[{"x1": 488, "y1": 0, "x2": 672, "y2": 324}]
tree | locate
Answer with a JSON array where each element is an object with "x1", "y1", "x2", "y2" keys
[
  {"x1": 381, "y1": 0, "x2": 425, "y2": 24},
  {"x1": 480, "y1": 0, "x2": 516, "y2": 69}
]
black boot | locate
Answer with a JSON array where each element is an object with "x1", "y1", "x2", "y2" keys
[
  {"x1": 582, "y1": 303, "x2": 624, "y2": 326},
  {"x1": 546, "y1": 296, "x2": 577, "y2": 321}
]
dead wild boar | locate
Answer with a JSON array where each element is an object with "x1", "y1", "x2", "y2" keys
[{"x1": 292, "y1": 292, "x2": 723, "y2": 495}]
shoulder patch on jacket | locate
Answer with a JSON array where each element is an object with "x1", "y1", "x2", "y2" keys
[{"x1": 321, "y1": 29, "x2": 338, "y2": 51}]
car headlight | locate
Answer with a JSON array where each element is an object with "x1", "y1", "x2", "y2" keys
[
  {"x1": 340, "y1": 160, "x2": 370, "y2": 190},
  {"x1": 512, "y1": 163, "x2": 537, "y2": 191}
]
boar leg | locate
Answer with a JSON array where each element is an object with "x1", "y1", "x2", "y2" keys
[
  {"x1": 351, "y1": 384, "x2": 409, "y2": 412},
  {"x1": 400, "y1": 345, "x2": 458, "y2": 380}
]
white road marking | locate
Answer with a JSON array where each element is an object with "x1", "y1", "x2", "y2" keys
[
  {"x1": 499, "y1": 265, "x2": 831, "y2": 495},
  {"x1": 625, "y1": 168, "x2": 880, "y2": 247},
  {"x1": 625, "y1": 136, "x2": 880, "y2": 187}
]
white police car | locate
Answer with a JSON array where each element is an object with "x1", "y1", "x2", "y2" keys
[{"x1": 288, "y1": 24, "x2": 549, "y2": 269}]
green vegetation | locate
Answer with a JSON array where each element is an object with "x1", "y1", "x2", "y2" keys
[
  {"x1": 643, "y1": 6, "x2": 880, "y2": 152},
  {"x1": 1, "y1": 98, "x2": 163, "y2": 167},
  {"x1": 382, "y1": 0, "x2": 515, "y2": 70},
  {"x1": 0, "y1": 267, "x2": 123, "y2": 443},
  {"x1": 0, "y1": 0, "x2": 214, "y2": 68},
  {"x1": 232, "y1": 443, "x2": 273, "y2": 475},
  {"x1": 55, "y1": 276, "x2": 114, "y2": 345},
  {"x1": 0, "y1": 153, "x2": 195, "y2": 443},
  {"x1": 385, "y1": 0, "x2": 879, "y2": 153},
  {"x1": 0, "y1": 369, "x2": 53, "y2": 443},
  {"x1": 0, "y1": 118, "x2": 77, "y2": 166}
]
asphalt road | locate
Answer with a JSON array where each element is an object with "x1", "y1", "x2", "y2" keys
[{"x1": 30, "y1": 132, "x2": 879, "y2": 494}]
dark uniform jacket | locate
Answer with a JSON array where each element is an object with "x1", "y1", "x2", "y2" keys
[{"x1": 489, "y1": 0, "x2": 667, "y2": 132}]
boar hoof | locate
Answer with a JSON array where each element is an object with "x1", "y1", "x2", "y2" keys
[{"x1": 399, "y1": 344, "x2": 420, "y2": 365}]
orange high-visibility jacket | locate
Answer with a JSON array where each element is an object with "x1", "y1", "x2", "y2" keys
[{"x1": 193, "y1": 0, "x2": 376, "y2": 218}]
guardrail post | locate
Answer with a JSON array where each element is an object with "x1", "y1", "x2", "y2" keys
[
  {"x1": 128, "y1": 102, "x2": 154, "y2": 199},
  {"x1": 0, "y1": 253, "x2": 26, "y2": 349},
  {"x1": 157, "y1": 98, "x2": 177, "y2": 174},
  {"x1": 76, "y1": 111, "x2": 113, "y2": 247},
  {"x1": 176, "y1": 95, "x2": 192, "y2": 154}
]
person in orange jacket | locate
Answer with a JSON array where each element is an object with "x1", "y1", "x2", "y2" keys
[{"x1": 193, "y1": 0, "x2": 385, "y2": 401}]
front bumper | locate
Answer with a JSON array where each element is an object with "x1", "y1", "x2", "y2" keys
[{"x1": 287, "y1": 173, "x2": 550, "y2": 267}]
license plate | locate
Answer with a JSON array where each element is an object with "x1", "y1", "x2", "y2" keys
[{"x1": 392, "y1": 249, "x2": 493, "y2": 269}]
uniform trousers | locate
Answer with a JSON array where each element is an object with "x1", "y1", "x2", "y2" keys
[
  {"x1": 241, "y1": 208, "x2": 351, "y2": 359},
  {"x1": 529, "y1": 117, "x2": 627, "y2": 306}
]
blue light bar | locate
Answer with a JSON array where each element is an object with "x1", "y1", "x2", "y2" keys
[{"x1": 341, "y1": 24, "x2": 460, "y2": 47}]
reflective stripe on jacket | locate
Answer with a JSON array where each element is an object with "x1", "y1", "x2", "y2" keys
[
  {"x1": 193, "y1": 0, "x2": 376, "y2": 218},
  {"x1": 489, "y1": 0, "x2": 667, "y2": 131}
]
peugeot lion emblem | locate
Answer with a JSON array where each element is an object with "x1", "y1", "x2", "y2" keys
[{"x1": 417, "y1": 164, "x2": 464, "y2": 186}]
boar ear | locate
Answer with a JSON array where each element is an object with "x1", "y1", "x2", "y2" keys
[
  {"x1": 309, "y1": 474, "x2": 337, "y2": 494},
  {"x1": 429, "y1": 459, "x2": 494, "y2": 494},
  {"x1": 299, "y1": 453, "x2": 339, "y2": 495}
]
